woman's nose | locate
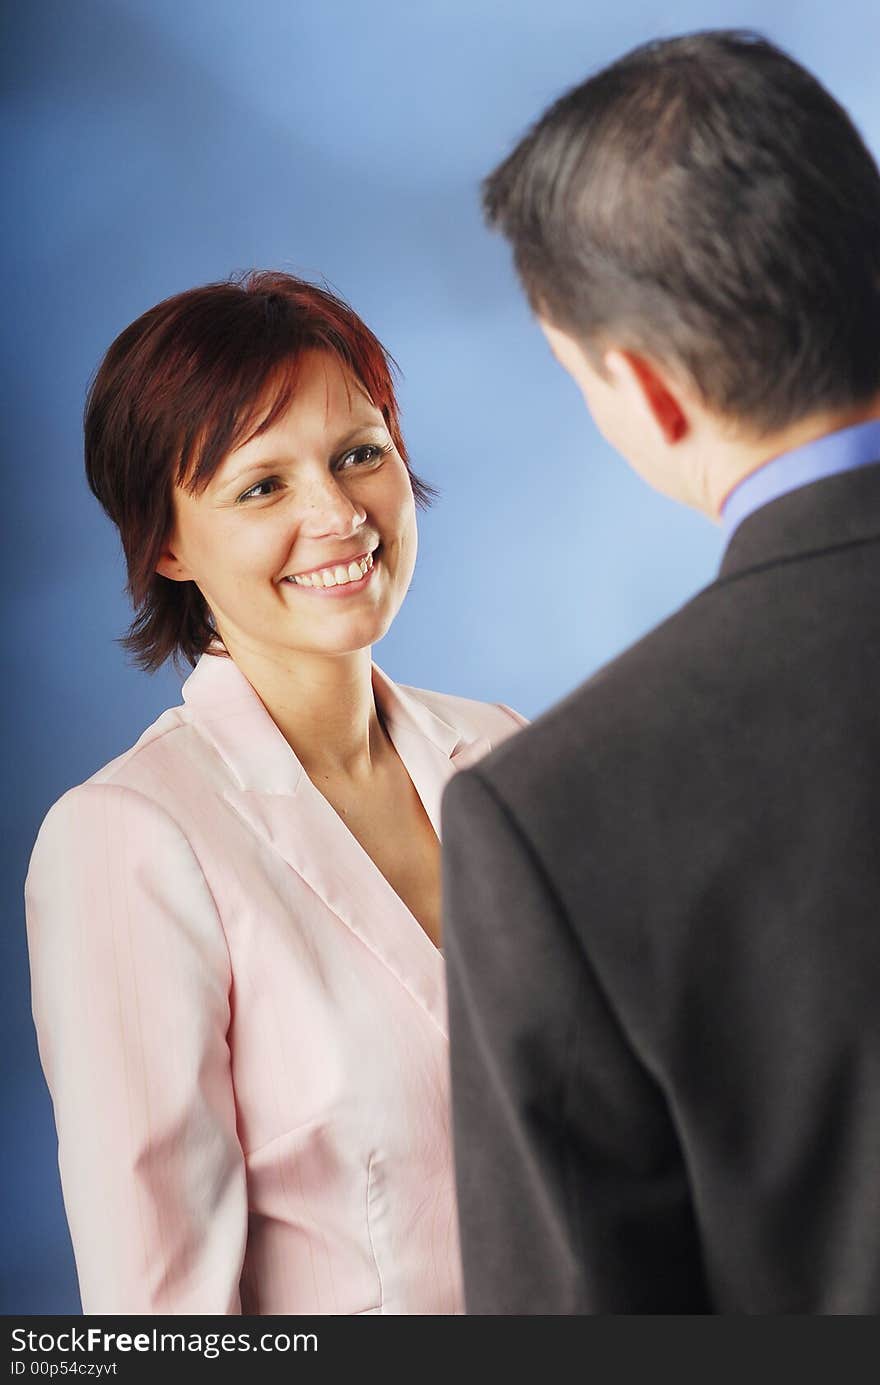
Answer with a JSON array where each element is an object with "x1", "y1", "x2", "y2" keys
[{"x1": 297, "y1": 472, "x2": 367, "y2": 539}]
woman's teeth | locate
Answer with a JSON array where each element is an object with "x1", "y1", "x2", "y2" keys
[{"x1": 286, "y1": 550, "x2": 374, "y2": 588}]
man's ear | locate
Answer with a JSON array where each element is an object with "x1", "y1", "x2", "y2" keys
[{"x1": 604, "y1": 349, "x2": 689, "y2": 445}]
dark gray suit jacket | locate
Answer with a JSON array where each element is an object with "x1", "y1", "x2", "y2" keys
[{"x1": 442, "y1": 462, "x2": 880, "y2": 1314}]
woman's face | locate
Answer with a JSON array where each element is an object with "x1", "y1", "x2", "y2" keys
[{"x1": 157, "y1": 350, "x2": 418, "y2": 664}]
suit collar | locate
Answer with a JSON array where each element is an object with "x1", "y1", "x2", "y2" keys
[{"x1": 718, "y1": 457, "x2": 880, "y2": 583}]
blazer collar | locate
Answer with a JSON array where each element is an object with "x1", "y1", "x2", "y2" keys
[
  {"x1": 719, "y1": 457, "x2": 880, "y2": 582},
  {"x1": 180, "y1": 650, "x2": 489, "y2": 1034},
  {"x1": 180, "y1": 649, "x2": 476, "y2": 784}
]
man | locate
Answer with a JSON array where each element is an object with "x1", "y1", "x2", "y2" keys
[{"x1": 441, "y1": 30, "x2": 880, "y2": 1314}]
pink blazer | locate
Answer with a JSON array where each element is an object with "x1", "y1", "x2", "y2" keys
[{"x1": 25, "y1": 652, "x2": 525, "y2": 1315}]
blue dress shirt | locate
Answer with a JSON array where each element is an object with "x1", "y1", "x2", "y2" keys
[{"x1": 720, "y1": 419, "x2": 880, "y2": 546}]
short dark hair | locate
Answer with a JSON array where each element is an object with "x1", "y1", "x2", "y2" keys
[
  {"x1": 483, "y1": 30, "x2": 880, "y2": 433},
  {"x1": 85, "y1": 270, "x2": 435, "y2": 674}
]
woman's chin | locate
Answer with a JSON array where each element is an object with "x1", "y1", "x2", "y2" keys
[{"x1": 279, "y1": 612, "x2": 397, "y2": 659}]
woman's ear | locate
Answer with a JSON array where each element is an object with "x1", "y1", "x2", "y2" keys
[
  {"x1": 603, "y1": 349, "x2": 689, "y2": 445},
  {"x1": 155, "y1": 546, "x2": 192, "y2": 582}
]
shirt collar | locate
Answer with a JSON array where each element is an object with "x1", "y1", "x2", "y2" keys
[{"x1": 720, "y1": 419, "x2": 880, "y2": 546}]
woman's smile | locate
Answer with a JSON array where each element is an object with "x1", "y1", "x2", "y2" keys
[
  {"x1": 157, "y1": 348, "x2": 418, "y2": 662},
  {"x1": 281, "y1": 545, "x2": 380, "y2": 597}
]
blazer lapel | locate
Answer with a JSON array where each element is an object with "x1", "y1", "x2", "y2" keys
[
  {"x1": 181, "y1": 652, "x2": 487, "y2": 1036},
  {"x1": 370, "y1": 665, "x2": 491, "y2": 838}
]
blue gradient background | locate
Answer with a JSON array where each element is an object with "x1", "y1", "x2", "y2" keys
[{"x1": 3, "y1": 1, "x2": 878, "y2": 1314}]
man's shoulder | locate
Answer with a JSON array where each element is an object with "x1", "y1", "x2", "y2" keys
[{"x1": 470, "y1": 581, "x2": 728, "y2": 803}]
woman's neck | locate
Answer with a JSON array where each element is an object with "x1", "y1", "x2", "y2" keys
[{"x1": 217, "y1": 638, "x2": 387, "y2": 782}]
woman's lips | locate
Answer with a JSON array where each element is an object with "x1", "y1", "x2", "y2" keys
[{"x1": 282, "y1": 549, "x2": 380, "y2": 598}]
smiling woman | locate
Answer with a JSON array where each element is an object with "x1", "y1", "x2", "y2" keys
[
  {"x1": 153, "y1": 344, "x2": 419, "y2": 673},
  {"x1": 24, "y1": 271, "x2": 526, "y2": 1315},
  {"x1": 84, "y1": 271, "x2": 434, "y2": 673}
]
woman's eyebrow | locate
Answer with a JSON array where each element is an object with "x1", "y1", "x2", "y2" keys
[
  {"x1": 332, "y1": 419, "x2": 389, "y2": 451},
  {"x1": 222, "y1": 457, "x2": 282, "y2": 486}
]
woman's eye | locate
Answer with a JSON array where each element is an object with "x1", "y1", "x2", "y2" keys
[
  {"x1": 237, "y1": 477, "x2": 280, "y2": 502},
  {"x1": 236, "y1": 445, "x2": 389, "y2": 500},
  {"x1": 338, "y1": 443, "x2": 390, "y2": 470}
]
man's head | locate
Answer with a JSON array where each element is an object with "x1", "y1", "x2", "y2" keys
[{"x1": 483, "y1": 31, "x2": 880, "y2": 511}]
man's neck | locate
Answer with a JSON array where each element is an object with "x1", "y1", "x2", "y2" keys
[{"x1": 708, "y1": 395, "x2": 880, "y2": 519}]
